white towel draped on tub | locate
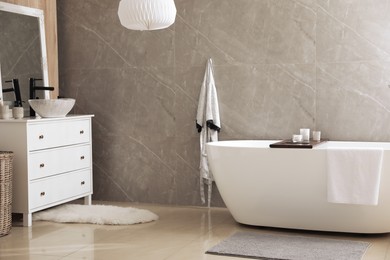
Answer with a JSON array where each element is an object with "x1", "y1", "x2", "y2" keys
[
  {"x1": 196, "y1": 58, "x2": 221, "y2": 207},
  {"x1": 327, "y1": 148, "x2": 383, "y2": 205}
]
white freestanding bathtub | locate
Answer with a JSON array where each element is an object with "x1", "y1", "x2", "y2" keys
[{"x1": 206, "y1": 140, "x2": 390, "y2": 233}]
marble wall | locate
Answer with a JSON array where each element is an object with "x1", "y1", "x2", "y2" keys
[{"x1": 57, "y1": 0, "x2": 390, "y2": 207}]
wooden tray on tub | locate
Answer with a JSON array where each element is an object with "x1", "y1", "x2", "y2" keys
[{"x1": 269, "y1": 139, "x2": 328, "y2": 149}]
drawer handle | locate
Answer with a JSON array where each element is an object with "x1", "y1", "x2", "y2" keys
[
  {"x1": 81, "y1": 181, "x2": 85, "y2": 185},
  {"x1": 80, "y1": 155, "x2": 85, "y2": 160},
  {"x1": 39, "y1": 135, "x2": 44, "y2": 139},
  {"x1": 40, "y1": 163, "x2": 45, "y2": 168},
  {"x1": 80, "y1": 130, "x2": 84, "y2": 134},
  {"x1": 40, "y1": 192, "x2": 45, "y2": 196}
]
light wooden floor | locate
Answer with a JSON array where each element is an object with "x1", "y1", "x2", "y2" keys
[{"x1": 1, "y1": 201, "x2": 390, "y2": 259}]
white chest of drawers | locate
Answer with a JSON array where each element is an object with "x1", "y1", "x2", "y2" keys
[{"x1": 0, "y1": 115, "x2": 94, "y2": 226}]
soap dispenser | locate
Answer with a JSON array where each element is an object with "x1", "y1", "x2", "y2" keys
[{"x1": 12, "y1": 100, "x2": 24, "y2": 119}]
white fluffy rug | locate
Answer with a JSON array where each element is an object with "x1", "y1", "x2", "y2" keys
[{"x1": 33, "y1": 204, "x2": 158, "y2": 225}]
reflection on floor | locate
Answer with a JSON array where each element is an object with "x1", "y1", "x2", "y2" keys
[{"x1": 1, "y1": 201, "x2": 390, "y2": 260}]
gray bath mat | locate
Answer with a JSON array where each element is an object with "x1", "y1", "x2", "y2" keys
[{"x1": 206, "y1": 232, "x2": 369, "y2": 260}]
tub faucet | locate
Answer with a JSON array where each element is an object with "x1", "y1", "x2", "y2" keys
[{"x1": 29, "y1": 78, "x2": 55, "y2": 116}]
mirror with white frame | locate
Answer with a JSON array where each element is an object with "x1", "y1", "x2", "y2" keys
[{"x1": 0, "y1": 1, "x2": 49, "y2": 112}]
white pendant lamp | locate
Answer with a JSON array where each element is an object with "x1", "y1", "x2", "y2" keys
[{"x1": 118, "y1": 0, "x2": 177, "y2": 31}]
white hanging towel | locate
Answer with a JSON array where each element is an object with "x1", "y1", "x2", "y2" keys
[
  {"x1": 196, "y1": 58, "x2": 221, "y2": 207},
  {"x1": 327, "y1": 148, "x2": 383, "y2": 205}
]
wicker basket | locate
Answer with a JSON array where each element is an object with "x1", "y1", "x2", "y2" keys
[{"x1": 0, "y1": 151, "x2": 14, "y2": 237}]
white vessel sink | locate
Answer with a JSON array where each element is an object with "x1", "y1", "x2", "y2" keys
[{"x1": 28, "y1": 98, "x2": 75, "y2": 118}]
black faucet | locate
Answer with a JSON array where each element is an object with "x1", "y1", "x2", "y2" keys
[
  {"x1": 3, "y1": 78, "x2": 23, "y2": 107},
  {"x1": 29, "y1": 78, "x2": 55, "y2": 117}
]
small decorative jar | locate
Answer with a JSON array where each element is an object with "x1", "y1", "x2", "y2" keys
[
  {"x1": 0, "y1": 105, "x2": 10, "y2": 119},
  {"x1": 12, "y1": 101, "x2": 24, "y2": 119},
  {"x1": 12, "y1": 107, "x2": 23, "y2": 119}
]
